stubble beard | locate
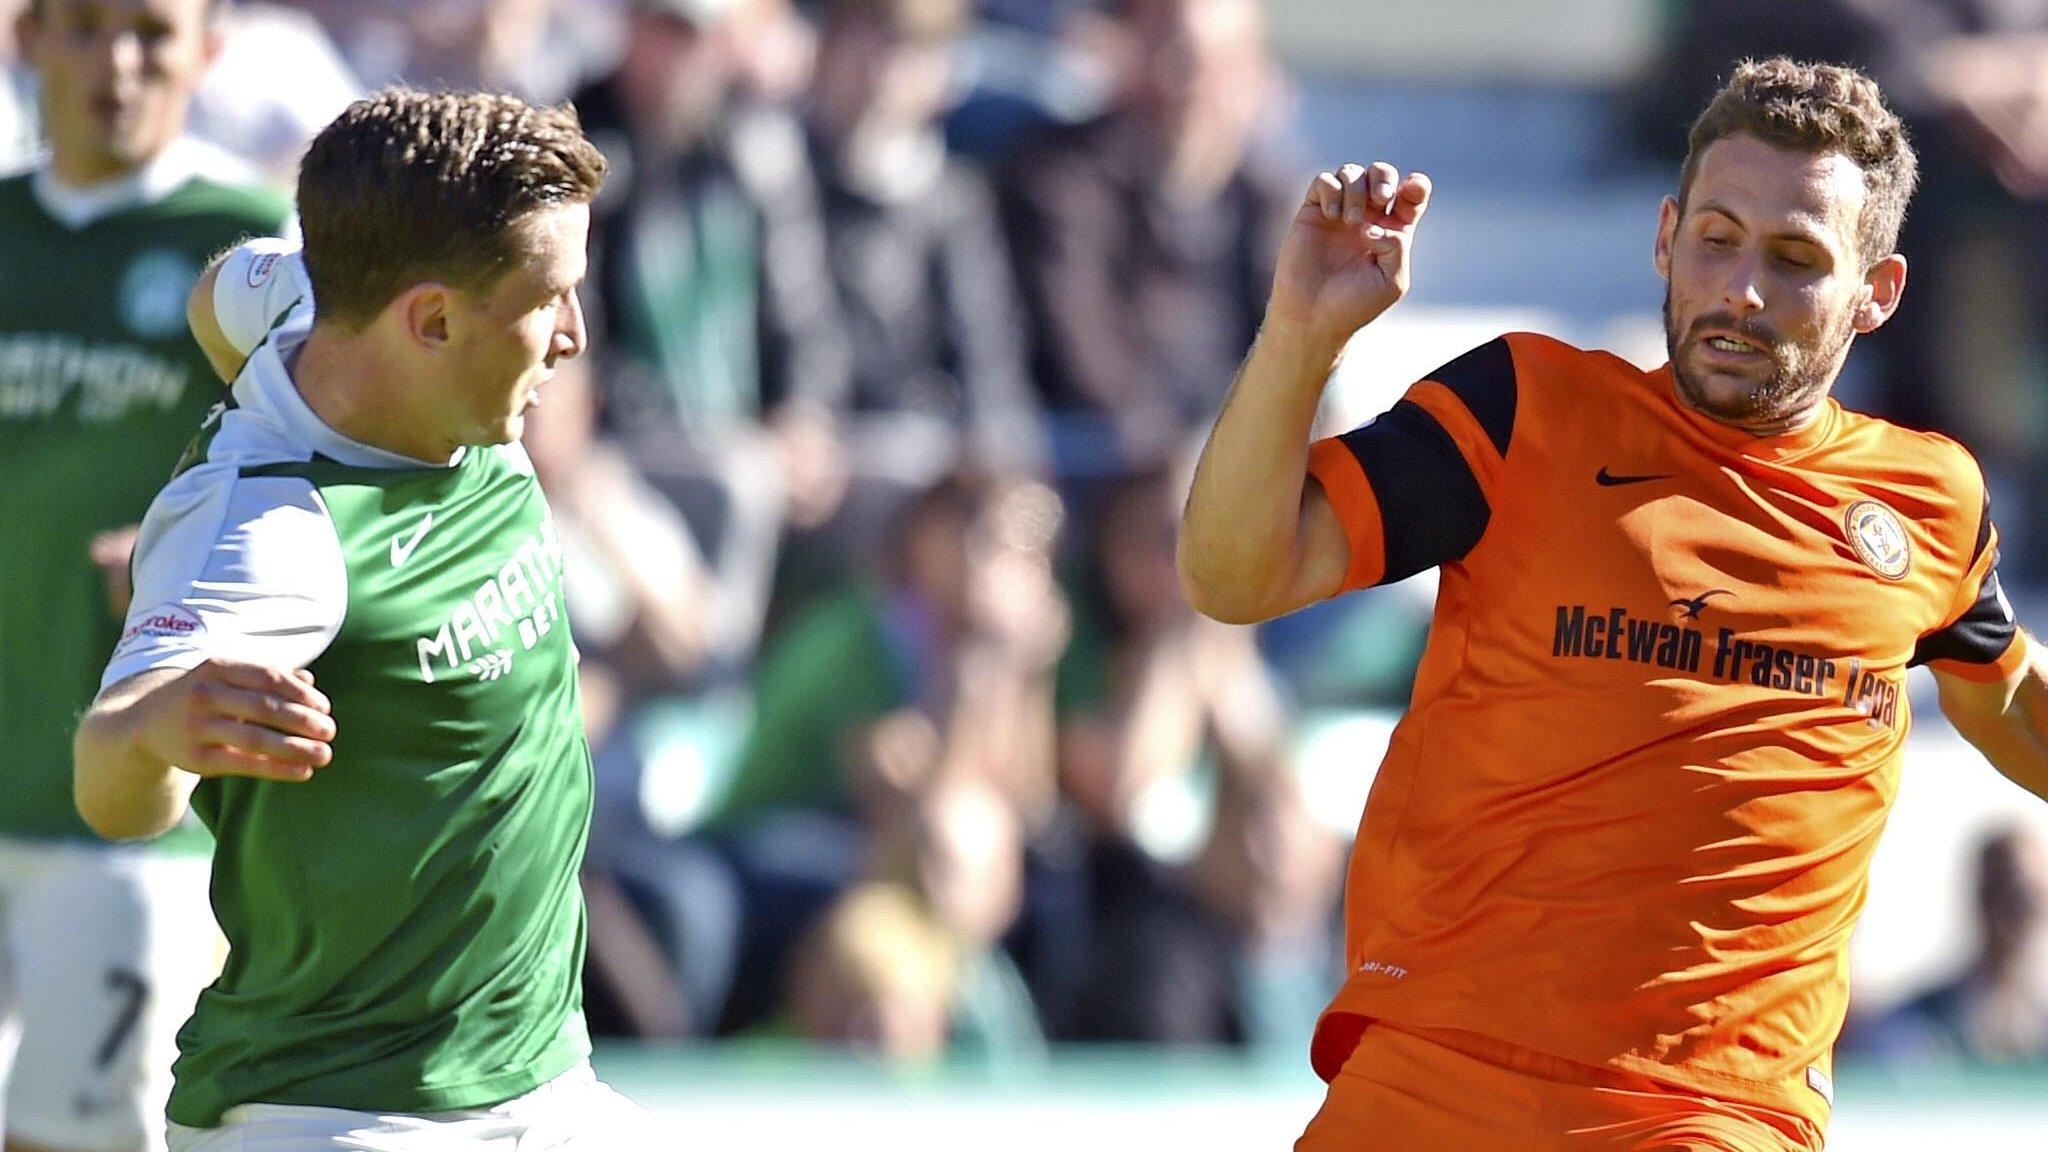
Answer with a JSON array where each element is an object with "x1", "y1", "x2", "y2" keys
[{"x1": 1662, "y1": 287, "x2": 1854, "y2": 429}]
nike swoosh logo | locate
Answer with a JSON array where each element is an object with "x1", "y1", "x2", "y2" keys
[
  {"x1": 1596, "y1": 467, "x2": 1672, "y2": 487},
  {"x1": 390, "y1": 513, "x2": 434, "y2": 567}
]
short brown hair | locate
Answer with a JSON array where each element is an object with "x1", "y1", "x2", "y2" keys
[
  {"x1": 1678, "y1": 57, "x2": 1917, "y2": 266},
  {"x1": 296, "y1": 89, "x2": 607, "y2": 330}
]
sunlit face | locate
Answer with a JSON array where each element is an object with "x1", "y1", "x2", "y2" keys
[
  {"x1": 1656, "y1": 133, "x2": 1901, "y2": 432},
  {"x1": 443, "y1": 201, "x2": 590, "y2": 451},
  {"x1": 19, "y1": 0, "x2": 217, "y2": 184}
]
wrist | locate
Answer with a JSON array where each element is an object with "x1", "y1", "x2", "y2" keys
[{"x1": 1252, "y1": 316, "x2": 1351, "y2": 386}]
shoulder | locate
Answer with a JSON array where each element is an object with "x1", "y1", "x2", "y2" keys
[
  {"x1": 140, "y1": 460, "x2": 331, "y2": 554},
  {"x1": 108, "y1": 462, "x2": 345, "y2": 686},
  {"x1": 158, "y1": 142, "x2": 294, "y2": 227},
  {"x1": 1497, "y1": 331, "x2": 1645, "y2": 385},
  {"x1": 1833, "y1": 408, "x2": 1990, "y2": 520},
  {"x1": 1408, "y1": 331, "x2": 1634, "y2": 452},
  {"x1": 161, "y1": 177, "x2": 294, "y2": 230},
  {"x1": 1836, "y1": 408, "x2": 1984, "y2": 483},
  {"x1": 1829, "y1": 410, "x2": 1994, "y2": 575},
  {"x1": 128, "y1": 462, "x2": 343, "y2": 626}
]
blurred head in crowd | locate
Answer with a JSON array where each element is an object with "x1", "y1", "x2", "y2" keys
[
  {"x1": 886, "y1": 471, "x2": 1057, "y2": 627},
  {"x1": 788, "y1": 883, "x2": 958, "y2": 1059},
  {"x1": 1974, "y1": 824, "x2": 2048, "y2": 968},
  {"x1": 885, "y1": 469, "x2": 987, "y2": 631},
  {"x1": 401, "y1": 0, "x2": 558, "y2": 96},
  {"x1": 1656, "y1": 57, "x2": 1914, "y2": 434},
  {"x1": 296, "y1": 89, "x2": 605, "y2": 453},
  {"x1": 17, "y1": 0, "x2": 223, "y2": 184},
  {"x1": 613, "y1": 0, "x2": 743, "y2": 148},
  {"x1": 1092, "y1": 463, "x2": 1191, "y2": 642},
  {"x1": 1109, "y1": 0, "x2": 1270, "y2": 152},
  {"x1": 808, "y1": 0, "x2": 965, "y2": 147}
]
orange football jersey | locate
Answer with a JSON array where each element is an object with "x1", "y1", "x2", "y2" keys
[{"x1": 1304, "y1": 332, "x2": 2028, "y2": 1133}]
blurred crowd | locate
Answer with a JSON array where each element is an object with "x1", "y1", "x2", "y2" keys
[{"x1": 8, "y1": 0, "x2": 2048, "y2": 1064}]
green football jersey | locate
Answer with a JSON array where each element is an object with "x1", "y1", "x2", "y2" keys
[
  {"x1": 104, "y1": 313, "x2": 592, "y2": 1126},
  {"x1": 0, "y1": 146, "x2": 290, "y2": 844}
]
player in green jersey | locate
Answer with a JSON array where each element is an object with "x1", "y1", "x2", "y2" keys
[
  {"x1": 0, "y1": 1, "x2": 289, "y2": 1150},
  {"x1": 72, "y1": 89, "x2": 654, "y2": 1149}
]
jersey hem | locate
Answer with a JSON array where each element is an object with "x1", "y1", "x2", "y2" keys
[
  {"x1": 1313, "y1": 1001, "x2": 1831, "y2": 1134},
  {"x1": 166, "y1": 1037, "x2": 592, "y2": 1129}
]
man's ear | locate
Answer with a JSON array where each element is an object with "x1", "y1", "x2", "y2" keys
[
  {"x1": 1653, "y1": 195, "x2": 1678, "y2": 282},
  {"x1": 200, "y1": 22, "x2": 226, "y2": 72},
  {"x1": 1854, "y1": 253, "x2": 1907, "y2": 334},
  {"x1": 398, "y1": 284, "x2": 454, "y2": 349}
]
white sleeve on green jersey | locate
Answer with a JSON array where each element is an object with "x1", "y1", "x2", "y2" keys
[
  {"x1": 213, "y1": 237, "x2": 310, "y2": 357},
  {"x1": 100, "y1": 462, "x2": 346, "y2": 690}
]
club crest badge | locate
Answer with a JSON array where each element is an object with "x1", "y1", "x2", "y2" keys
[
  {"x1": 1843, "y1": 499, "x2": 1911, "y2": 581},
  {"x1": 120, "y1": 249, "x2": 199, "y2": 338}
]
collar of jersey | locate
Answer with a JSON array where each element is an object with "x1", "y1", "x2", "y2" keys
[
  {"x1": 1651, "y1": 362, "x2": 1842, "y2": 464},
  {"x1": 30, "y1": 137, "x2": 245, "y2": 230},
  {"x1": 235, "y1": 315, "x2": 468, "y2": 471}
]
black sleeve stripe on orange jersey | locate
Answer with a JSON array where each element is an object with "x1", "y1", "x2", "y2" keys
[
  {"x1": 1970, "y1": 489, "x2": 1994, "y2": 568},
  {"x1": 1912, "y1": 565, "x2": 2018, "y2": 667},
  {"x1": 1422, "y1": 337, "x2": 1517, "y2": 457},
  {"x1": 1337, "y1": 399, "x2": 1490, "y2": 583}
]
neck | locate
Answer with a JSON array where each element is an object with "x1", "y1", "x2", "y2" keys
[
  {"x1": 292, "y1": 326, "x2": 453, "y2": 464},
  {"x1": 45, "y1": 149, "x2": 146, "y2": 189},
  {"x1": 1710, "y1": 401, "x2": 1825, "y2": 439}
]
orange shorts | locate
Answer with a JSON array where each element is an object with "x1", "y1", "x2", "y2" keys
[{"x1": 1294, "y1": 1023, "x2": 1822, "y2": 1152}]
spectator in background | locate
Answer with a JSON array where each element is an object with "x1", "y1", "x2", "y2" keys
[
  {"x1": 804, "y1": 0, "x2": 1045, "y2": 530},
  {"x1": 0, "y1": 0, "x2": 291, "y2": 1146},
  {"x1": 1633, "y1": 1, "x2": 2048, "y2": 581},
  {"x1": 866, "y1": 773, "x2": 1046, "y2": 1059},
  {"x1": 186, "y1": 2, "x2": 362, "y2": 178},
  {"x1": 1055, "y1": 463, "x2": 1343, "y2": 1044},
  {"x1": 573, "y1": 0, "x2": 854, "y2": 659},
  {"x1": 708, "y1": 469, "x2": 1066, "y2": 1032},
  {"x1": 786, "y1": 773, "x2": 1044, "y2": 1061},
  {"x1": 522, "y1": 354, "x2": 737, "y2": 1041},
  {"x1": 292, "y1": 0, "x2": 615, "y2": 103},
  {"x1": 1853, "y1": 824, "x2": 2048, "y2": 1062},
  {"x1": 998, "y1": 0, "x2": 1297, "y2": 470},
  {"x1": 0, "y1": 0, "x2": 36, "y2": 171},
  {"x1": 787, "y1": 883, "x2": 960, "y2": 1060}
]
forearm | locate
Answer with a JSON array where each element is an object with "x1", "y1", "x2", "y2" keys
[
  {"x1": 73, "y1": 676, "x2": 198, "y2": 841},
  {"x1": 1177, "y1": 320, "x2": 1345, "y2": 622}
]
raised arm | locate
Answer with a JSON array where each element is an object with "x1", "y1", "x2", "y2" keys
[
  {"x1": 1177, "y1": 162, "x2": 1431, "y2": 625},
  {"x1": 75, "y1": 661, "x2": 335, "y2": 841}
]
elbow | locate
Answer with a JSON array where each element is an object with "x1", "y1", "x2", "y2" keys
[
  {"x1": 73, "y1": 783, "x2": 159, "y2": 843},
  {"x1": 71, "y1": 723, "x2": 170, "y2": 843},
  {"x1": 1175, "y1": 538, "x2": 1276, "y2": 626}
]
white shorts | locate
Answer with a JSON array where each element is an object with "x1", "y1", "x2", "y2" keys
[
  {"x1": 0, "y1": 837, "x2": 221, "y2": 1152},
  {"x1": 165, "y1": 1064, "x2": 659, "y2": 1151}
]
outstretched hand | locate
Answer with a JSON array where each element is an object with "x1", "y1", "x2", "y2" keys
[{"x1": 1266, "y1": 161, "x2": 1433, "y2": 347}]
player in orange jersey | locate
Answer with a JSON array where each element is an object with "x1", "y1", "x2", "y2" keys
[{"x1": 1179, "y1": 57, "x2": 2048, "y2": 1152}]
